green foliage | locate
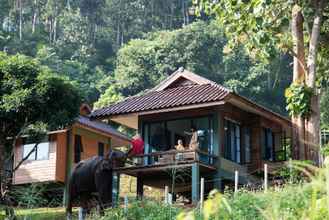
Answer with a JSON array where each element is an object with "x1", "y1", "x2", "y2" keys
[
  {"x1": 12, "y1": 184, "x2": 48, "y2": 208},
  {"x1": 276, "y1": 160, "x2": 313, "y2": 183},
  {"x1": 0, "y1": 52, "x2": 81, "y2": 143},
  {"x1": 194, "y1": 0, "x2": 292, "y2": 63},
  {"x1": 320, "y1": 89, "x2": 329, "y2": 129},
  {"x1": 100, "y1": 200, "x2": 180, "y2": 220},
  {"x1": 94, "y1": 84, "x2": 123, "y2": 109},
  {"x1": 320, "y1": 143, "x2": 329, "y2": 157},
  {"x1": 177, "y1": 166, "x2": 329, "y2": 220},
  {"x1": 285, "y1": 83, "x2": 313, "y2": 117},
  {"x1": 112, "y1": 21, "x2": 291, "y2": 115}
]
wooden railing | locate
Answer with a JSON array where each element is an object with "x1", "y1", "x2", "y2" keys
[{"x1": 124, "y1": 149, "x2": 217, "y2": 167}]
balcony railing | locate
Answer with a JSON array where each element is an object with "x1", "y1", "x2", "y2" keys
[{"x1": 124, "y1": 149, "x2": 217, "y2": 168}]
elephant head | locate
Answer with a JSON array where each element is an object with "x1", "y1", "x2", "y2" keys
[{"x1": 108, "y1": 150, "x2": 127, "y2": 168}]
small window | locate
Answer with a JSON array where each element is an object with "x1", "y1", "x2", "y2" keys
[
  {"x1": 98, "y1": 142, "x2": 104, "y2": 156},
  {"x1": 23, "y1": 142, "x2": 50, "y2": 161},
  {"x1": 262, "y1": 128, "x2": 274, "y2": 161},
  {"x1": 74, "y1": 135, "x2": 83, "y2": 163}
]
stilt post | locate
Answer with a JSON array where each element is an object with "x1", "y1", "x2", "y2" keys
[
  {"x1": 264, "y1": 163, "x2": 268, "y2": 192},
  {"x1": 234, "y1": 170, "x2": 239, "y2": 194},
  {"x1": 200, "y1": 177, "x2": 205, "y2": 211}
]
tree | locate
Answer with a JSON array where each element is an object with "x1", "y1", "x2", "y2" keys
[
  {"x1": 195, "y1": 0, "x2": 329, "y2": 161},
  {"x1": 110, "y1": 21, "x2": 291, "y2": 115},
  {"x1": 0, "y1": 52, "x2": 81, "y2": 216}
]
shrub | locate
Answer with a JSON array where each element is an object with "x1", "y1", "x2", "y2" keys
[{"x1": 101, "y1": 200, "x2": 180, "y2": 220}]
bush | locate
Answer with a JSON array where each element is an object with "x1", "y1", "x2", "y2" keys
[
  {"x1": 100, "y1": 200, "x2": 180, "y2": 220},
  {"x1": 11, "y1": 183, "x2": 63, "y2": 208}
]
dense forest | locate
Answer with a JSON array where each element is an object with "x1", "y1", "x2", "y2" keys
[{"x1": 0, "y1": 0, "x2": 327, "y2": 122}]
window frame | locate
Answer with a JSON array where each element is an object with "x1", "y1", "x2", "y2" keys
[
  {"x1": 74, "y1": 134, "x2": 83, "y2": 163},
  {"x1": 22, "y1": 140, "x2": 50, "y2": 161},
  {"x1": 143, "y1": 114, "x2": 214, "y2": 154},
  {"x1": 224, "y1": 118, "x2": 242, "y2": 164},
  {"x1": 98, "y1": 142, "x2": 105, "y2": 157}
]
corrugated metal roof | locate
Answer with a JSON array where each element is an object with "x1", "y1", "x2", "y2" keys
[
  {"x1": 91, "y1": 83, "x2": 230, "y2": 118},
  {"x1": 76, "y1": 116, "x2": 130, "y2": 141}
]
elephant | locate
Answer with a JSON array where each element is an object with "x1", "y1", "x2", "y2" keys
[{"x1": 66, "y1": 150, "x2": 126, "y2": 219}]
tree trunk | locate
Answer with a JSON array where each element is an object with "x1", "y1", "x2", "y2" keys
[
  {"x1": 19, "y1": 0, "x2": 22, "y2": 41},
  {"x1": 0, "y1": 138, "x2": 5, "y2": 197},
  {"x1": 291, "y1": 4, "x2": 306, "y2": 160},
  {"x1": 305, "y1": 0, "x2": 324, "y2": 163}
]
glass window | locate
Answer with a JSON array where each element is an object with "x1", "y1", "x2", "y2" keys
[
  {"x1": 224, "y1": 119, "x2": 241, "y2": 163},
  {"x1": 167, "y1": 119, "x2": 191, "y2": 150},
  {"x1": 36, "y1": 142, "x2": 49, "y2": 160},
  {"x1": 98, "y1": 142, "x2": 104, "y2": 156},
  {"x1": 149, "y1": 122, "x2": 169, "y2": 152},
  {"x1": 74, "y1": 135, "x2": 83, "y2": 163},
  {"x1": 23, "y1": 142, "x2": 49, "y2": 161},
  {"x1": 23, "y1": 144, "x2": 37, "y2": 160},
  {"x1": 145, "y1": 116, "x2": 214, "y2": 154},
  {"x1": 244, "y1": 127, "x2": 251, "y2": 163},
  {"x1": 262, "y1": 128, "x2": 274, "y2": 161},
  {"x1": 192, "y1": 117, "x2": 211, "y2": 152}
]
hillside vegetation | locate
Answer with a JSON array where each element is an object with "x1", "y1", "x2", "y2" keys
[{"x1": 99, "y1": 163, "x2": 328, "y2": 220}]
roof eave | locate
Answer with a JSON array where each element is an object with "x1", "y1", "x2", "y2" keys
[{"x1": 225, "y1": 93, "x2": 291, "y2": 126}]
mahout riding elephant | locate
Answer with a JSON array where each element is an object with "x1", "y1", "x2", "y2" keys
[{"x1": 66, "y1": 150, "x2": 126, "y2": 219}]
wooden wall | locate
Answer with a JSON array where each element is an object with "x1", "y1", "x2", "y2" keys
[
  {"x1": 13, "y1": 134, "x2": 57, "y2": 185},
  {"x1": 72, "y1": 126, "x2": 111, "y2": 163},
  {"x1": 55, "y1": 132, "x2": 67, "y2": 183},
  {"x1": 218, "y1": 103, "x2": 285, "y2": 173}
]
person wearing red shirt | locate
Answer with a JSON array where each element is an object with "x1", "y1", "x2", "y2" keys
[{"x1": 127, "y1": 133, "x2": 144, "y2": 157}]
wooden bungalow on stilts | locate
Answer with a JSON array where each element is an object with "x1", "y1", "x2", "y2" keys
[{"x1": 90, "y1": 67, "x2": 292, "y2": 204}]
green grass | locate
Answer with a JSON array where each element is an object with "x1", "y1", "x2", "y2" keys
[{"x1": 0, "y1": 207, "x2": 76, "y2": 220}]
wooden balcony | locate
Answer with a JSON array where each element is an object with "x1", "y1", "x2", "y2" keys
[{"x1": 113, "y1": 149, "x2": 217, "y2": 177}]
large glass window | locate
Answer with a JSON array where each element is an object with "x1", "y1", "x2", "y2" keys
[
  {"x1": 145, "y1": 116, "x2": 213, "y2": 154},
  {"x1": 23, "y1": 142, "x2": 49, "y2": 161},
  {"x1": 149, "y1": 122, "x2": 169, "y2": 152},
  {"x1": 224, "y1": 119, "x2": 241, "y2": 163}
]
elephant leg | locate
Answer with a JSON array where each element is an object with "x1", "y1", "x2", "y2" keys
[{"x1": 95, "y1": 170, "x2": 113, "y2": 213}]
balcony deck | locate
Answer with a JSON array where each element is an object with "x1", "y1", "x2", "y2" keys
[{"x1": 114, "y1": 150, "x2": 217, "y2": 175}]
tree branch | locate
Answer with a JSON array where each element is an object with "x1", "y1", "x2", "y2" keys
[
  {"x1": 306, "y1": 0, "x2": 325, "y2": 88},
  {"x1": 13, "y1": 143, "x2": 39, "y2": 173}
]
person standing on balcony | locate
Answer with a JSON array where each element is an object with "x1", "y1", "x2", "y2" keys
[
  {"x1": 127, "y1": 133, "x2": 144, "y2": 165},
  {"x1": 185, "y1": 127, "x2": 199, "y2": 150},
  {"x1": 127, "y1": 133, "x2": 144, "y2": 157}
]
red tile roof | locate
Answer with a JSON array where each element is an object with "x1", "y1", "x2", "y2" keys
[{"x1": 91, "y1": 83, "x2": 230, "y2": 118}]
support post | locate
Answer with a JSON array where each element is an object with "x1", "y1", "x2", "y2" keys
[
  {"x1": 200, "y1": 177, "x2": 204, "y2": 211},
  {"x1": 124, "y1": 195, "x2": 128, "y2": 214},
  {"x1": 137, "y1": 174, "x2": 144, "y2": 200},
  {"x1": 234, "y1": 170, "x2": 239, "y2": 194},
  {"x1": 264, "y1": 163, "x2": 268, "y2": 192},
  {"x1": 78, "y1": 207, "x2": 86, "y2": 220},
  {"x1": 164, "y1": 185, "x2": 169, "y2": 204},
  {"x1": 112, "y1": 172, "x2": 120, "y2": 207},
  {"x1": 63, "y1": 130, "x2": 73, "y2": 206},
  {"x1": 192, "y1": 163, "x2": 200, "y2": 204}
]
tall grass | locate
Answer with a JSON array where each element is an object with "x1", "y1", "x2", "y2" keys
[{"x1": 177, "y1": 161, "x2": 329, "y2": 220}]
